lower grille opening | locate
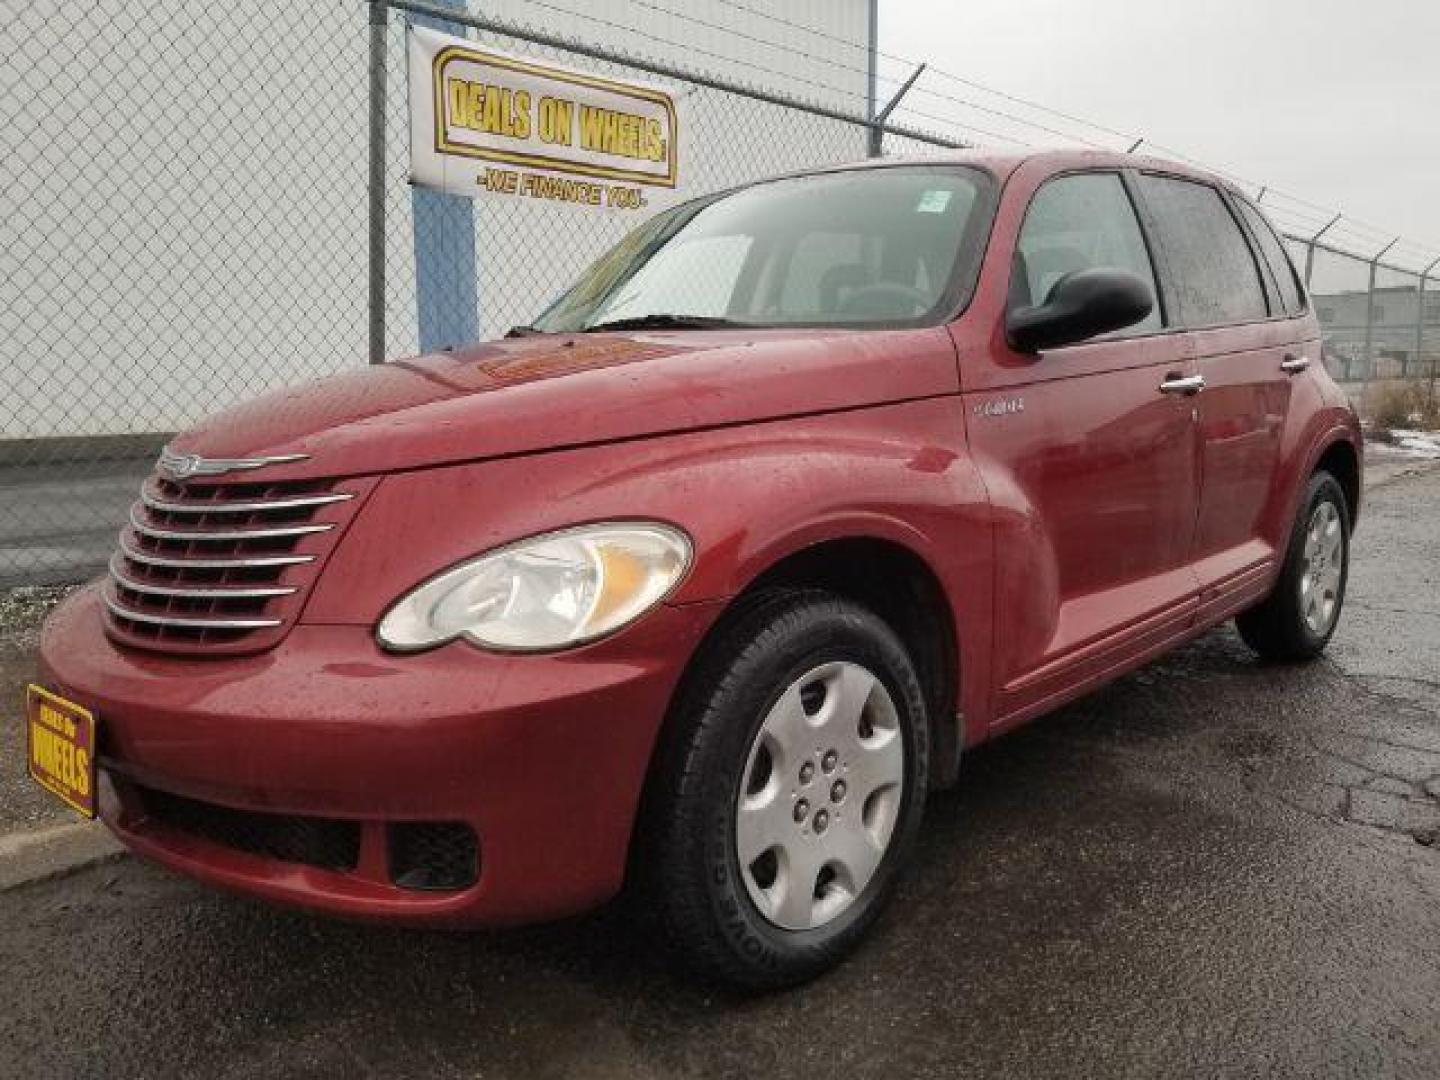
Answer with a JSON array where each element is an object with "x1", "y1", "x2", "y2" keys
[
  {"x1": 138, "y1": 786, "x2": 360, "y2": 873},
  {"x1": 388, "y1": 822, "x2": 479, "y2": 892}
]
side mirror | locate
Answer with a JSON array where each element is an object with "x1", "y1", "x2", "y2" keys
[{"x1": 1006, "y1": 268, "x2": 1154, "y2": 353}]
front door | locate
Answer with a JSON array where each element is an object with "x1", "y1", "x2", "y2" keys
[{"x1": 961, "y1": 170, "x2": 1202, "y2": 727}]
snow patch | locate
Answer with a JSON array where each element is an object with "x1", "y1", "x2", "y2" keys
[{"x1": 1387, "y1": 429, "x2": 1440, "y2": 459}]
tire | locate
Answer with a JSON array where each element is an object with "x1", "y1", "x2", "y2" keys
[
  {"x1": 1236, "y1": 470, "x2": 1350, "y2": 662},
  {"x1": 641, "y1": 589, "x2": 930, "y2": 990}
]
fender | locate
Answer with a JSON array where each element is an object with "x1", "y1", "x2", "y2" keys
[
  {"x1": 306, "y1": 395, "x2": 998, "y2": 738},
  {"x1": 1279, "y1": 416, "x2": 1363, "y2": 538}
]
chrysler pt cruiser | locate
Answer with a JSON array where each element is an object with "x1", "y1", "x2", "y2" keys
[{"x1": 29, "y1": 150, "x2": 1361, "y2": 988}]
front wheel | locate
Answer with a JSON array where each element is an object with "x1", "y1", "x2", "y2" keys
[
  {"x1": 642, "y1": 590, "x2": 929, "y2": 989},
  {"x1": 1236, "y1": 470, "x2": 1350, "y2": 661}
]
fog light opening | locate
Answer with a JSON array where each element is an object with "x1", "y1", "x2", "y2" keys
[{"x1": 388, "y1": 822, "x2": 480, "y2": 892}]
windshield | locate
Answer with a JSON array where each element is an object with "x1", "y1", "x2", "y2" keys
[{"x1": 534, "y1": 166, "x2": 992, "y2": 333}]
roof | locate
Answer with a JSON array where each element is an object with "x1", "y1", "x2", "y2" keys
[{"x1": 810, "y1": 147, "x2": 1235, "y2": 192}]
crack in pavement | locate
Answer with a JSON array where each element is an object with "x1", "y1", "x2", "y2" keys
[{"x1": 1346, "y1": 602, "x2": 1440, "y2": 620}]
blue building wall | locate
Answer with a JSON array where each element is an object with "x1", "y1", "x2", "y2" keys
[{"x1": 409, "y1": 0, "x2": 479, "y2": 351}]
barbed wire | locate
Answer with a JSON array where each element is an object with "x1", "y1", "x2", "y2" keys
[
  {"x1": 570, "y1": 0, "x2": 1440, "y2": 272},
  {"x1": 441, "y1": 0, "x2": 882, "y2": 116},
  {"x1": 886, "y1": 103, "x2": 1036, "y2": 149}
]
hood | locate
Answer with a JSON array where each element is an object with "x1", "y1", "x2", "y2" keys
[{"x1": 172, "y1": 328, "x2": 958, "y2": 480}]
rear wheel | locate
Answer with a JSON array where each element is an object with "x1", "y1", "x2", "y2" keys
[
  {"x1": 642, "y1": 590, "x2": 929, "y2": 989},
  {"x1": 1236, "y1": 470, "x2": 1350, "y2": 661}
]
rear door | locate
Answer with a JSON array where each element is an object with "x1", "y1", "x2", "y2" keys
[
  {"x1": 1134, "y1": 175, "x2": 1303, "y2": 614},
  {"x1": 961, "y1": 170, "x2": 1202, "y2": 726}
]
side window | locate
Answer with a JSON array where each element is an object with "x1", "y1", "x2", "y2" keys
[
  {"x1": 1235, "y1": 198, "x2": 1306, "y2": 316},
  {"x1": 1136, "y1": 176, "x2": 1268, "y2": 326},
  {"x1": 1014, "y1": 173, "x2": 1162, "y2": 336}
]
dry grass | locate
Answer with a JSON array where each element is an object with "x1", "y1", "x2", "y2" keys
[{"x1": 1361, "y1": 379, "x2": 1440, "y2": 432}]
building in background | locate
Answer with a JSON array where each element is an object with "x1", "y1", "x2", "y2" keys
[{"x1": 1313, "y1": 284, "x2": 1440, "y2": 381}]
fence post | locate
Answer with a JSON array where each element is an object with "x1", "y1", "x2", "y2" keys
[
  {"x1": 1363, "y1": 237, "x2": 1399, "y2": 384},
  {"x1": 1415, "y1": 266, "x2": 1429, "y2": 384},
  {"x1": 367, "y1": 0, "x2": 389, "y2": 365},
  {"x1": 1304, "y1": 212, "x2": 1342, "y2": 287},
  {"x1": 866, "y1": 0, "x2": 878, "y2": 152},
  {"x1": 868, "y1": 63, "x2": 926, "y2": 158},
  {"x1": 1423, "y1": 256, "x2": 1440, "y2": 413}
]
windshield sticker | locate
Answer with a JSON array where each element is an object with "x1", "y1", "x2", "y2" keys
[{"x1": 916, "y1": 189, "x2": 953, "y2": 214}]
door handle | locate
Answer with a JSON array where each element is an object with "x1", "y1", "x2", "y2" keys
[
  {"x1": 1280, "y1": 354, "x2": 1311, "y2": 374},
  {"x1": 1158, "y1": 373, "x2": 1206, "y2": 395}
]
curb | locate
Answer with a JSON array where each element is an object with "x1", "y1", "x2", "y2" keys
[
  {"x1": 0, "y1": 820, "x2": 125, "y2": 892},
  {"x1": 0, "y1": 432, "x2": 169, "y2": 470}
]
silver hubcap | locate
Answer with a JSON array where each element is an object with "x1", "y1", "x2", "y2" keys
[
  {"x1": 735, "y1": 661, "x2": 905, "y2": 931},
  {"x1": 1300, "y1": 500, "x2": 1344, "y2": 636}
]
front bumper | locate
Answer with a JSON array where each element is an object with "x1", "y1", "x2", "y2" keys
[{"x1": 37, "y1": 586, "x2": 720, "y2": 926}]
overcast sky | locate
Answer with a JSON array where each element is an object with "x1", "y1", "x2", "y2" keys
[{"x1": 880, "y1": 0, "x2": 1440, "y2": 265}]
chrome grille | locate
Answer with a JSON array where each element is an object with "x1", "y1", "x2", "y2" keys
[{"x1": 103, "y1": 470, "x2": 366, "y2": 654}]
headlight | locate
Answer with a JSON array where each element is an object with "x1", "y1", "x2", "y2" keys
[{"x1": 376, "y1": 522, "x2": 692, "y2": 653}]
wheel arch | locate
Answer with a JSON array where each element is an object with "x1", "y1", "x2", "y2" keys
[
  {"x1": 739, "y1": 537, "x2": 960, "y2": 789},
  {"x1": 1313, "y1": 436, "x2": 1361, "y2": 530},
  {"x1": 658, "y1": 533, "x2": 964, "y2": 802}
]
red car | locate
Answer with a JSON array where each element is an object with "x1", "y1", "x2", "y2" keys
[{"x1": 30, "y1": 150, "x2": 1360, "y2": 988}]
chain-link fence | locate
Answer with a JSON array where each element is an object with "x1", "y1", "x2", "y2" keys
[
  {"x1": 373, "y1": 0, "x2": 953, "y2": 357},
  {"x1": 1, "y1": 0, "x2": 1435, "y2": 587},
  {"x1": 1282, "y1": 234, "x2": 1440, "y2": 417},
  {"x1": 0, "y1": 0, "x2": 957, "y2": 586},
  {"x1": 2, "y1": 1, "x2": 374, "y2": 585}
]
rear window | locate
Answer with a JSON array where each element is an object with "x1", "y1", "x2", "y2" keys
[{"x1": 1137, "y1": 175, "x2": 1268, "y2": 327}]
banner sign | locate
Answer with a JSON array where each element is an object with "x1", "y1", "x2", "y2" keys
[{"x1": 408, "y1": 26, "x2": 680, "y2": 210}]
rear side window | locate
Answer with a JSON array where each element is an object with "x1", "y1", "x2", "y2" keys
[
  {"x1": 1137, "y1": 175, "x2": 1267, "y2": 327},
  {"x1": 1013, "y1": 172, "x2": 1162, "y2": 335},
  {"x1": 1235, "y1": 198, "x2": 1306, "y2": 316}
]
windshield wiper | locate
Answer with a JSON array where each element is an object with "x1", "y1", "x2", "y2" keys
[
  {"x1": 505, "y1": 324, "x2": 549, "y2": 338},
  {"x1": 581, "y1": 313, "x2": 750, "y2": 333}
]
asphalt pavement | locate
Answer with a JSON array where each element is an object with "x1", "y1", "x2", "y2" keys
[
  {"x1": 0, "y1": 458, "x2": 149, "y2": 587},
  {"x1": 2, "y1": 466, "x2": 1438, "y2": 1080}
]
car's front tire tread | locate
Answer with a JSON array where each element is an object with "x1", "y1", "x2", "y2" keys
[{"x1": 640, "y1": 588, "x2": 928, "y2": 989}]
